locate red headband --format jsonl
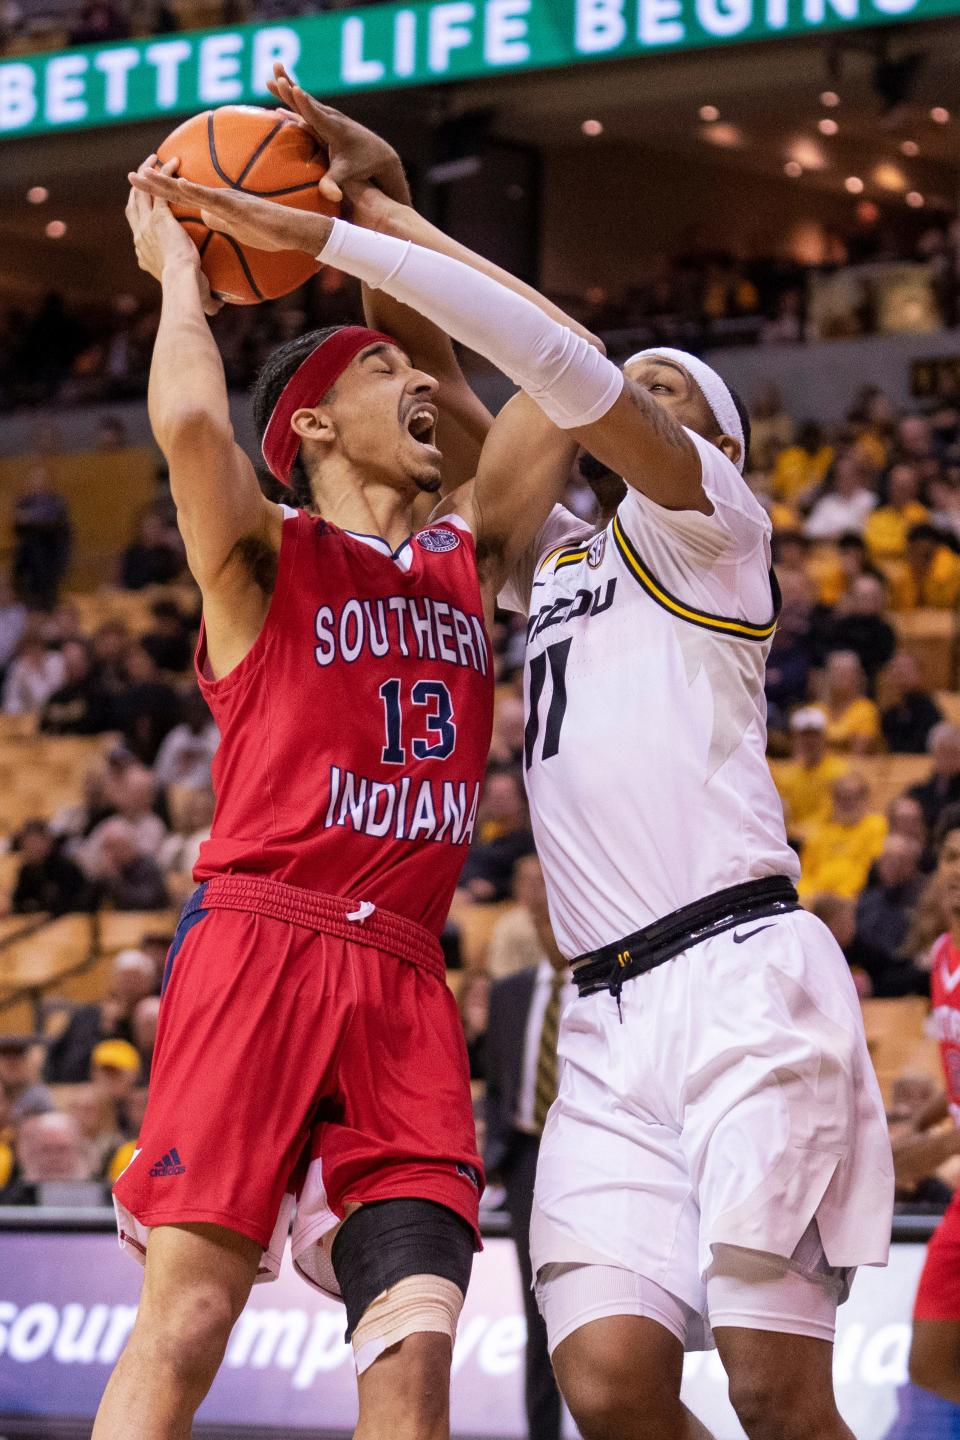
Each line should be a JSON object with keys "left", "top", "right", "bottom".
{"left": 261, "top": 326, "right": 398, "bottom": 485}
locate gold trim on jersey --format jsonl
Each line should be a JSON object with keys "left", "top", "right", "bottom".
{"left": 537, "top": 542, "right": 589, "bottom": 574}
{"left": 611, "top": 513, "right": 779, "bottom": 642}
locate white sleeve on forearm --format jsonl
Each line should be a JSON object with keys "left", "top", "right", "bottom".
{"left": 318, "top": 218, "right": 623, "bottom": 430}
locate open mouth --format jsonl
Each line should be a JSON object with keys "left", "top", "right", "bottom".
{"left": 405, "top": 403, "right": 440, "bottom": 453}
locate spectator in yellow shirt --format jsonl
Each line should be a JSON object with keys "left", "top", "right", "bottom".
{"left": 888, "top": 524, "right": 960, "bottom": 611}
{"left": 864, "top": 463, "right": 929, "bottom": 562}
{"left": 799, "top": 771, "right": 888, "bottom": 900}
{"left": 748, "top": 471, "right": 800, "bottom": 533}
{"left": 810, "top": 533, "right": 886, "bottom": 609}
{"left": 771, "top": 422, "right": 834, "bottom": 505}
{"left": 776, "top": 707, "right": 849, "bottom": 836}
{"left": 814, "top": 650, "right": 882, "bottom": 754}
{"left": 847, "top": 385, "right": 897, "bottom": 471}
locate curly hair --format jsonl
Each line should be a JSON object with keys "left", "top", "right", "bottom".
{"left": 250, "top": 326, "right": 345, "bottom": 510}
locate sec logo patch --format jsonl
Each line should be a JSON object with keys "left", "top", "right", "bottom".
{"left": 588, "top": 532, "right": 607, "bottom": 568}
{"left": 417, "top": 527, "right": 461, "bottom": 553}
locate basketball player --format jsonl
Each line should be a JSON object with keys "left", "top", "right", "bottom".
{"left": 910, "top": 805, "right": 960, "bottom": 1404}
{"left": 96, "top": 162, "right": 580, "bottom": 1440}
{"left": 132, "top": 149, "right": 894, "bottom": 1440}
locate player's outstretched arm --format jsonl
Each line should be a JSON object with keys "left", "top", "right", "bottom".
{"left": 128, "top": 165, "right": 705, "bottom": 512}
{"left": 436, "top": 392, "right": 578, "bottom": 603}
{"left": 126, "top": 159, "right": 275, "bottom": 593}
{"left": 267, "top": 67, "right": 493, "bottom": 492}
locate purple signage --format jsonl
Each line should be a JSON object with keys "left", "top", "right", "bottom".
{"left": 0, "top": 1231, "right": 952, "bottom": 1438}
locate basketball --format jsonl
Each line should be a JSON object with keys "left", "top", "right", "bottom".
{"left": 156, "top": 106, "right": 339, "bottom": 306}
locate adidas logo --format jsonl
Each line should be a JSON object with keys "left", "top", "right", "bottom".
{"left": 149, "top": 1148, "right": 186, "bottom": 1177}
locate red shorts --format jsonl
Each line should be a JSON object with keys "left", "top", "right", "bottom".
{"left": 113, "top": 874, "right": 483, "bottom": 1292}
{"left": 914, "top": 1190, "right": 960, "bottom": 1321}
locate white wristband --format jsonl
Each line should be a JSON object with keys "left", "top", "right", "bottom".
{"left": 318, "top": 218, "right": 622, "bottom": 430}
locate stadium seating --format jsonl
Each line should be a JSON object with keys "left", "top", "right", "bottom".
{"left": 0, "top": 913, "right": 95, "bottom": 1031}
{"left": 893, "top": 609, "right": 957, "bottom": 692}
{"left": 862, "top": 997, "right": 942, "bottom": 1106}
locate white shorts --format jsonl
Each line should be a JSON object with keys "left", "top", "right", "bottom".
{"left": 531, "top": 909, "right": 893, "bottom": 1351}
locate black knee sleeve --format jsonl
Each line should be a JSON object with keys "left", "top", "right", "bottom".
{"left": 331, "top": 1198, "right": 475, "bottom": 1340}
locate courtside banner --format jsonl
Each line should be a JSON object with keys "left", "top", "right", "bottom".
{"left": 0, "top": 1230, "right": 955, "bottom": 1437}
{"left": 1, "top": 0, "right": 959, "bottom": 139}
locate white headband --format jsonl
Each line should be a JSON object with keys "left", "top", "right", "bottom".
{"left": 625, "top": 347, "right": 746, "bottom": 473}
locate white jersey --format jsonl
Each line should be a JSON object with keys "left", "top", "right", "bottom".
{"left": 501, "top": 428, "right": 800, "bottom": 958}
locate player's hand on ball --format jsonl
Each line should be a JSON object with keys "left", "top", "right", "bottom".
{"left": 267, "top": 63, "right": 409, "bottom": 205}
{"left": 126, "top": 155, "right": 222, "bottom": 316}
{"left": 129, "top": 159, "right": 335, "bottom": 257}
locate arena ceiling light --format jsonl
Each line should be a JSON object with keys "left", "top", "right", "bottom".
{"left": 45, "top": 220, "right": 66, "bottom": 238}
{"left": 783, "top": 161, "right": 803, "bottom": 178}
{"left": 906, "top": 191, "right": 925, "bottom": 207}
{"left": 873, "top": 162, "right": 907, "bottom": 191}
{"left": 817, "top": 118, "right": 839, "bottom": 135}
{"left": 819, "top": 91, "right": 840, "bottom": 107}
{"left": 700, "top": 121, "right": 741, "bottom": 148}
{"left": 900, "top": 140, "right": 919, "bottom": 156}
{"left": 786, "top": 137, "right": 827, "bottom": 171}
{"left": 844, "top": 175, "right": 865, "bottom": 194}
{"left": 698, "top": 104, "right": 720, "bottom": 122}
{"left": 26, "top": 186, "right": 48, "bottom": 204}
{"left": 930, "top": 106, "right": 950, "bottom": 123}
{"left": 581, "top": 118, "right": 603, "bottom": 136}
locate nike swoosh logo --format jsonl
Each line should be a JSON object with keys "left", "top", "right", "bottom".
{"left": 732, "top": 924, "right": 775, "bottom": 945}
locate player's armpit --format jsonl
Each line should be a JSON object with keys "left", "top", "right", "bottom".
{"left": 571, "top": 377, "right": 710, "bottom": 514}
{"left": 443, "top": 392, "right": 579, "bottom": 596}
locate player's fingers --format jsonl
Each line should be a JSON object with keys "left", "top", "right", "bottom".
{"left": 289, "top": 84, "right": 343, "bottom": 137}
{"left": 318, "top": 175, "right": 343, "bottom": 203}
{"left": 319, "top": 152, "right": 357, "bottom": 202}
{"left": 160, "top": 156, "right": 179, "bottom": 175}
{"left": 312, "top": 101, "right": 358, "bottom": 133}
{"left": 181, "top": 178, "right": 237, "bottom": 209}
{"left": 268, "top": 68, "right": 296, "bottom": 101}
{"left": 127, "top": 169, "right": 172, "bottom": 198}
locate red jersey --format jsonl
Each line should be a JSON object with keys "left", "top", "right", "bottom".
{"left": 194, "top": 509, "right": 493, "bottom": 936}
{"left": 930, "top": 932, "right": 960, "bottom": 1124}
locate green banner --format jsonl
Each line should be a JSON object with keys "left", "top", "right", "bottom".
{"left": 1, "top": 0, "right": 956, "bottom": 139}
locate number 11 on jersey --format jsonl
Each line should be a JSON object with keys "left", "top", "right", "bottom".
{"left": 524, "top": 638, "right": 571, "bottom": 770}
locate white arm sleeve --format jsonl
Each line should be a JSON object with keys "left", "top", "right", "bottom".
{"left": 319, "top": 219, "right": 623, "bottom": 430}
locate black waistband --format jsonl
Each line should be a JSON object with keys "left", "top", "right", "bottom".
{"left": 572, "top": 876, "right": 800, "bottom": 1001}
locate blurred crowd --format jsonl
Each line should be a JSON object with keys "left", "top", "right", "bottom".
{"left": 545, "top": 213, "right": 960, "bottom": 351}
{"left": 0, "top": 277, "right": 358, "bottom": 414}
{"left": 2, "top": 209, "right": 958, "bottom": 416}
{"left": 3, "top": 368, "right": 960, "bottom": 1208}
